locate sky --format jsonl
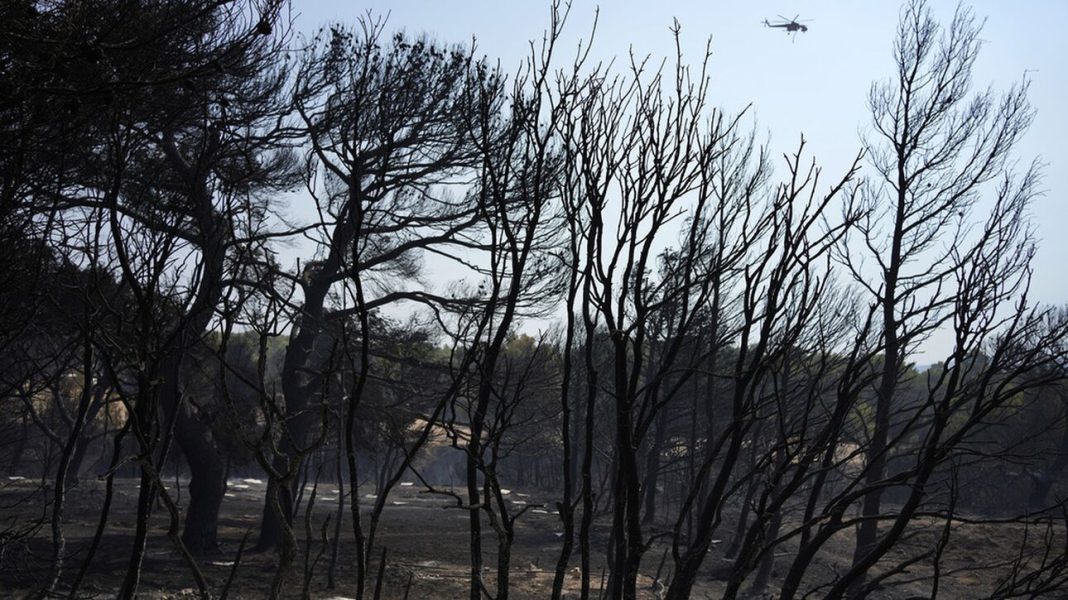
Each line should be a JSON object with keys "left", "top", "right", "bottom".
{"left": 286, "top": 1, "right": 1068, "bottom": 359}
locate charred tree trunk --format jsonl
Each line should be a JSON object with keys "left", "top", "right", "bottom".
{"left": 496, "top": 529, "right": 513, "bottom": 600}
{"left": 851, "top": 177, "right": 904, "bottom": 593}
{"left": 119, "top": 366, "right": 173, "bottom": 599}
{"left": 551, "top": 245, "right": 580, "bottom": 600}
{"left": 746, "top": 506, "right": 783, "bottom": 597}
{"left": 578, "top": 354, "right": 598, "bottom": 600}
{"left": 641, "top": 408, "right": 668, "bottom": 525}
{"left": 725, "top": 477, "right": 756, "bottom": 559}
{"left": 465, "top": 387, "right": 490, "bottom": 600}
{"left": 665, "top": 418, "right": 747, "bottom": 600}
{"left": 65, "top": 387, "right": 106, "bottom": 487}
{"left": 258, "top": 478, "right": 294, "bottom": 551}
{"left": 258, "top": 212, "right": 351, "bottom": 549}
{"left": 465, "top": 461, "right": 484, "bottom": 600}
{"left": 178, "top": 409, "right": 228, "bottom": 555}
{"left": 607, "top": 335, "right": 644, "bottom": 600}
{"left": 45, "top": 334, "right": 95, "bottom": 594}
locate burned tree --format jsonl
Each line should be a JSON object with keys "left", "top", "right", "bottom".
{"left": 839, "top": 0, "right": 1048, "bottom": 594}
{"left": 253, "top": 18, "right": 496, "bottom": 598}
{"left": 4, "top": 1, "right": 296, "bottom": 595}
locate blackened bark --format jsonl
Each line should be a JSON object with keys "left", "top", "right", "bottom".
{"left": 746, "top": 506, "right": 783, "bottom": 597}
{"left": 65, "top": 387, "right": 106, "bottom": 487}
{"left": 725, "top": 477, "right": 756, "bottom": 559}
{"left": 45, "top": 335, "right": 94, "bottom": 594}
{"left": 119, "top": 468, "right": 159, "bottom": 599}
{"left": 551, "top": 243, "right": 580, "bottom": 600}
{"left": 69, "top": 419, "right": 130, "bottom": 598}
{"left": 606, "top": 335, "right": 644, "bottom": 600}
{"left": 346, "top": 250, "right": 371, "bottom": 600}
{"left": 665, "top": 422, "right": 746, "bottom": 600}
{"left": 257, "top": 458, "right": 302, "bottom": 552}
{"left": 465, "top": 457, "right": 484, "bottom": 600}
{"left": 850, "top": 141, "right": 905, "bottom": 593}
{"left": 257, "top": 216, "right": 350, "bottom": 549}
{"left": 640, "top": 409, "right": 668, "bottom": 525}
{"left": 179, "top": 412, "right": 228, "bottom": 554}
{"left": 578, "top": 300, "right": 599, "bottom": 600}
{"left": 496, "top": 531, "right": 512, "bottom": 600}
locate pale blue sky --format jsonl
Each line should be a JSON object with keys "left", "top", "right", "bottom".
{"left": 287, "top": 1, "right": 1068, "bottom": 357}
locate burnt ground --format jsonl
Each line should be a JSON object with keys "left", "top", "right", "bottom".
{"left": 1, "top": 476, "right": 1063, "bottom": 599}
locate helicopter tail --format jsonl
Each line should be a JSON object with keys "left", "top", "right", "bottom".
{"left": 763, "top": 19, "right": 770, "bottom": 27}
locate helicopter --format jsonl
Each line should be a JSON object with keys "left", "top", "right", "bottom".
{"left": 763, "top": 15, "right": 811, "bottom": 35}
